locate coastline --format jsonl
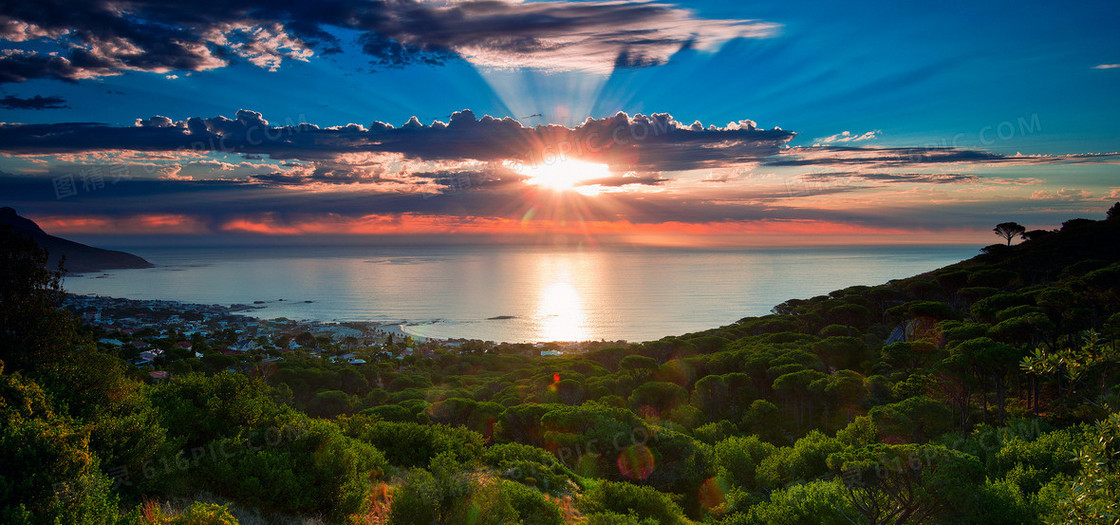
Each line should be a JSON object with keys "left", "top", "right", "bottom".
{"left": 374, "top": 323, "right": 432, "bottom": 343}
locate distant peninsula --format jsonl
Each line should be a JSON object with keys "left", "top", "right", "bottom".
{"left": 0, "top": 207, "right": 153, "bottom": 273}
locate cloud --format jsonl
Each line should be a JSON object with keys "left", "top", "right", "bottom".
{"left": 1029, "top": 188, "right": 1093, "bottom": 201}
{"left": 0, "top": 109, "right": 797, "bottom": 176}
{"left": 0, "top": 0, "right": 779, "bottom": 82}
{"left": 399, "top": 1, "right": 779, "bottom": 72}
{"left": 1, "top": 162, "right": 1109, "bottom": 244}
{"left": 764, "top": 145, "right": 1120, "bottom": 169}
{"left": 577, "top": 173, "right": 666, "bottom": 187}
{"left": 0, "top": 94, "right": 68, "bottom": 109}
{"left": 0, "top": 168, "right": 864, "bottom": 228}
{"left": 1093, "top": 63, "right": 1120, "bottom": 69}
{"left": 816, "top": 130, "right": 880, "bottom": 144}
{"left": 798, "top": 171, "right": 979, "bottom": 184}
{"left": 4, "top": 108, "right": 1117, "bottom": 242}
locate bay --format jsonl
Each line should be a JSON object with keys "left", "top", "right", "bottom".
{"left": 63, "top": 244, "right": 978, "bottom": 343}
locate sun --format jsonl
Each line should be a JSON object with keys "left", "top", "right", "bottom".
{"left": 511, "top": 158, "right": 611, "bottom": 195}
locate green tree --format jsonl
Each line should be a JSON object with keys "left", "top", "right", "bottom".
{"left": 388, "top": 453, "right": 472, "bottom": 524}
{"left": 741, "top": 399, "right": 787, "bottom": 444}
{"left": 712, "top": 435, "right": 776, "bottom": 490}
{"left": 812, "top": 370, "right": 870, "bottom": 429}
{"left": 993, "top": 222, "right": 1027, "bottom": 246}
{"left": 954, "top": 337, "right": 1020, "bottom": 425}
{"left": 828, "top": 444, "right": 983, "bottom": 525}
{"left": 627, "top": 381, "right": 688, "bottom": 415}
{"left": 0, "top": 365, "right": 120, "bottom": 524}
{"left": 577, "top": 480, "right": 689, "bottom": 525}
{"left": 772, "top": 369, "right": 829, "bottom": 430}
{"left": 1058, "top": 412, "right": 1120, "bottom": 524}
{"left": 1022, "top": 332, "right": 1119, "bottom": 417}
{"left": 756, "top": 430, "right": 843, "bottom": 490}
{"left": 343, "top": 418, "right": 484, "bottom": 468}
{"left": 0, "top": 225, "right": 77, "bottom": 376}
{"left": 307, "top": 389, "right": 353, "bottom": 418}
{"left": 734, "top": 479, "right": 858, "bottom": 525}
{"left": 495, "top": 403, "right": 563, "bottom": 447}
{"left": 869, "top": 396, "right": 952, "bottom": 443}
{"left": 690, "top": 373, "right": 757, "bottom": 422}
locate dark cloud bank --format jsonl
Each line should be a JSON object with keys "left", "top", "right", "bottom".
{"left": 0, "top": 94, "right": 68, "bottom": 109}
{"left": 0, "top": 0, "right": 778, "bottom": 82}
{"left": 0, "top": 109, "right": 797, "bottom": 173}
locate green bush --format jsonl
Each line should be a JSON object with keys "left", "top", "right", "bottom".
{"left": 583, "top": 511, "right": 657, "bottom": 525}
{"left": 388, "top": 468, "right": 442, "bottom": 524}
{"left": 693, "top": 420, "right": 737, "bottom": 445}
{"left": 733, "top": 479, "right": 857, "bottom": 525}
{"left": 501, "top": 480, "right": 564, "bottom": 525}
{"left": 167, "top": 502, "right": 239, "bottom": 525}
{"left": 483, "top": 442, "right": 577, "bottom": 494}
{"left": 577, "top": 480, "right": 689, "bottom": 525}
{"left": 345, "top": 418, "right": 484, "bottom": 467}
{"left": 755, "top": 431, "right": 843, "bottom": 490}
{"left": 389, "top": 455, "right": 561, "bottom": 525}
{"left": 712, "top": 435, "right": 776, "bottom": 490}
{"left": 306, "top": 389, "right": 353, "bottom": 418}
{"left": 0, "top": 370, "right": 121, "bottom": 525}
{"left": 359, "top": 403, "right": 417, "bottom": 422}
{"left": 870, "top": 396, "right": 952, "bottom": 443}
{"left": 198, "top": 418, "right": 385, "bottom": 520}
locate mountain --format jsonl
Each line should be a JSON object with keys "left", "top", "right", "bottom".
{"left": 0, "top": 207, "right": 153, "bottom": 273}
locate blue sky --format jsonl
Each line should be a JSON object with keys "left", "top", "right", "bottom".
{"left": 0, "top": 0, "right": 1117, "bottom": 245}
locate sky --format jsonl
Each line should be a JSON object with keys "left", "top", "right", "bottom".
{"left": 0, "top": 0, "right": 1117, "bottom": 247}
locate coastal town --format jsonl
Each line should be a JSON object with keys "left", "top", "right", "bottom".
{"left": 63, "top": 294, "right": 599, "bottom": 381}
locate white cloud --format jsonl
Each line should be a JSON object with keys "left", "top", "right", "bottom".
{"left": 816, "top": 130, "right": 880, "bottom": 144}
{"left": 1029, "top": 188, "right": 1093, "bottom": 201}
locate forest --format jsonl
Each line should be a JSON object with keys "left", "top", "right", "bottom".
{"left": 2, "top": 206, "right": 1119, "bottom": 524}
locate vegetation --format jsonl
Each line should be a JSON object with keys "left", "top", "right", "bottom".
{"left": 993, "top": 222, "right": 1027, "bottom": 246}
{"left": 1, "top": 212, "right": 1119, "bottom": 523}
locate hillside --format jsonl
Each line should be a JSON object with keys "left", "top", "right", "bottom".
{"left": 0, "top": 206, "right": 152, "bottom": 273}
{"left": 2, "top": 210, "right": 1119, "bottom": 524}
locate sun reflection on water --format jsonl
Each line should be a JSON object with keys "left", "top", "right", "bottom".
{"left": 536, "top": 278, "right": 589, "bottom": 342}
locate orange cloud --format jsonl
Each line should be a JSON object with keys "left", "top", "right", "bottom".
{"left": 34, "top": 214, "right": 207, "bottom": 235}
{"left": 216, "top": 213, "right": 986, "bottom": 245}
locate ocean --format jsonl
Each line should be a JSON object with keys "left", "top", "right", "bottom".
{"left": 63, "top": 244, "right": 979, "bottom": 343}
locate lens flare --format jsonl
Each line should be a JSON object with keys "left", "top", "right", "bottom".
{"left": 617, "top": 444, "right": 655, "bottom": 480}
{"left": 698, "top": 477, "right": 730, "bottom": 510}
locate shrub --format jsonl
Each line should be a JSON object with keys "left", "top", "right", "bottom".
{"left": 870, "top": 396, "right": 953, "bottom": 443}
{"left": 501, "top": 480, "right": 564, "bottom": 525}
{"left": 199, "top": 418, "right": 386, "bottom": 520}
{"left": 483, "top": 443, "right": 577, "bottom": 494}
{"left": 693, "top": 420, "right": 737, "bottom": 445}
{"left": 346, "top": 419, "right": 484, "bottom": 467}
{"left": 712, "top": 435, "right": 776, "bottom": 489}
{"left": 167, "top": 502, "right": 239, "bottom": 525}
{"left": 755, "top": 431, "right": 843, "bottom": 490}
{"left": 732, "top": 479, "right": 857, "bottom": 525}
{"left": 577, "top": 481, "right": 689, "bottom": 525}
